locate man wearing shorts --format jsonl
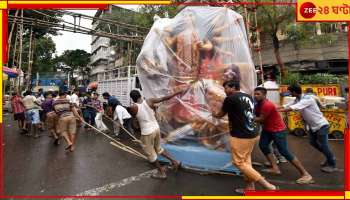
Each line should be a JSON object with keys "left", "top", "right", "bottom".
{"left": 22, "top": 91, "right": 42, "bottom": 138}
{"left": 53, "top": 91, "right": 84, "bottom": 152}
{"left": 129, "top": 89, "right": 185, "bottom": 179}
{"left": 11, "top": 92, "right": 26, "bottom": 132}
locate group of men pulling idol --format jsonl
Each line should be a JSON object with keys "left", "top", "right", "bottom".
{"left": 10, "top": 81, "right": 338, "bottom": 192}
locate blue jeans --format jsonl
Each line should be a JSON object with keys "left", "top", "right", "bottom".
{"left": 83, "top": 111, "right": 96, "bottom": 126}
{"left": 259, "top": 130, "right": 295, "bottom": 162}
{"left": 309, "top": 125, "right": 336, "bottom": 167}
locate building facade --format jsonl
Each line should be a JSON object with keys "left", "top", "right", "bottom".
{"left": 252, "top": 23, "right": 349, "bottom": 79}
{"left": 90, "top": 6, "right": 140, "bottom": 81}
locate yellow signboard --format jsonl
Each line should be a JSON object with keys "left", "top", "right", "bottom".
{"left": 287, "top": 109, "right": 347, "bottom": 138}
{"left": 280, "top": 84, "right": 341, "bottom": 97}
{"left": 297, "top": 0, "right": 350, "bottom": 21}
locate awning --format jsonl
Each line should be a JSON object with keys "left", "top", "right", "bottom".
{"left": 3, "top": 66, "right": 18, "bottom": 78}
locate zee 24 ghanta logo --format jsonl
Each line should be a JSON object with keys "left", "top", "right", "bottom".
{"left": 300, "top": 2, "right": 318, "bottom": 19}
{"left": 299, "top": 1, "right": 350, "bottom": 19}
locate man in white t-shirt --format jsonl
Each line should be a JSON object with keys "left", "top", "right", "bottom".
{"left": 279, "top": 84, "right": 336, "bottom": 173}
{"left": 22, "top": 91, "right": 42, "bottom": 138}
{"left": 66, "top": 91, "right": 72, "bottom": 102}
{"left": 113, "top": 104, "right": 133, "bottom": 137}
{"left": 70, "top": 89, "right": 80, "bottom": 108}
{"left": 129, "top": 88, "right": 187, "bottom": 179}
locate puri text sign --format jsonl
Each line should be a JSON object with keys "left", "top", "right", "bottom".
{"left": 280, "top": 84, "right": 341, "bottom": 97}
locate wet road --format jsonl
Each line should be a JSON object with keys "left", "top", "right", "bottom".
{"left": 3, "top": 112, "right": 344, "bottom": 198}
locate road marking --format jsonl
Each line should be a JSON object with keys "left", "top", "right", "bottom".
{"left": 62, "top": 169, "right": 157, "bottom": 199}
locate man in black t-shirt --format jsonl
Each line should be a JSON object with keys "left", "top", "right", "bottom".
{"left": 213, "top": 80, "right": 277, "bottom": 194}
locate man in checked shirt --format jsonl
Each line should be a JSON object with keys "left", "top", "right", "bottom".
{"left": 53, "top": 91, "right": 84, "bottom": 152}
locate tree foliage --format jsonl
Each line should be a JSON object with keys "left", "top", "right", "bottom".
{"left": 55, "top": 49, "right": 91, "bottom": 87}
{"left": 95, "top": 6, "right": 179, "bottom": 65}
{"left": 9, "top": 35, "right": 57, "bottom": 73}
{"left": 285, "top": 23, "right": 338, "bottom": 48}
{"left": 7, "top": 10, "right": 62, "bottom": 74}
{"left": 57, "top": 49, "right": 91, "bottom": 71}
{"left": 280, "top": 72, "right": 348, "bottom": 85}
{"left": 252, "top": 0, "right": 295, "bottom": 77}
{"left": 31, "top": 36, "right": 57, "bottom": 73}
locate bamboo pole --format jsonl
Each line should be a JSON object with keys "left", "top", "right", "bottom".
{"left": 30, "top": 35, "right": 35, "bottom": 90}
{"left": 127, "top": 42, "right": 131, "bottom": 66}
{"left": 17, "top": 9, "right": 24, "bottom": 91}
{"left": 102, "top": 114, "right": 140, "bottom": 143}
{"left": 81, "top": 120, "right": 146, "bottom": 160}
{"left": 254, "top": 8, "right": 265, "bottom": 85}
{"left": 12, "top": 27, "right": 18, "bottom": 68}
{"left": 26, "top": 26, "right": 33, "bottom": 90}
{"left": 8, "top": 10, "right": 19, "bottom": 61}
{"left": 243, "top": 5, "right": 252, "bottom": 55}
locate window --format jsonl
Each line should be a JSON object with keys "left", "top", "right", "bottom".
{"left": 104, "top": 72, "right": 110, "bottom": 80}
{"left": 113, "top": 69, "right": 119, "bottom": 78}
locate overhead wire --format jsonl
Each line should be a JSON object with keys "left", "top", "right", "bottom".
{"left": 8, "top": 14, "right": 145, "bottom": 43}
{"left": 52, "top": 9, "right": 150, "bottom": 33}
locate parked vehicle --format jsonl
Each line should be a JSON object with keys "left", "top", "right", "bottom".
{"left": 97, "top": 66, "right": 142, "bottom": 106}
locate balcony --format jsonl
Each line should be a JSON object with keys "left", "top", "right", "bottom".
{"left": 91, "top": 37, "right": 110, "bottom": 53}
{"left": 90, "top": 49, "right": 109, "bottom": 65}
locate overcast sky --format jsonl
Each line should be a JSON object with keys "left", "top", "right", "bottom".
{"left": 52, "top": 5, "right": 139, "bottom": 56}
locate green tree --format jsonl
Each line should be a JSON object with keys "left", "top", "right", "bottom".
{"left": 285, "top": 22, "right": 338, "bottom": 48}
{"left": 7, "top": 9, "right": 63, "bottom": 87}
{"left": 9, "top": 35, "right": 56, "bottom": 73}
{"left": 95, "top": 6, "right": 179, "bottom": 65}
{"left": 136, "top": 5, "right": 178, "bottom": 27}
{"left": 32, "top": 36, "right": 57, "bottom": 73}
{"left": 57, "top": 49, "right": 91, "bottom": 86}
{"left": 58, "top": 49, "right": 91, "bottom": 70}
{"left": 255, "top": 0, "right": 295, "bottom": 78}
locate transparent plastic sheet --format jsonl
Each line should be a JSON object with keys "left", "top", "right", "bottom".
{"left": 136, "top": 7, "right": 256, "bottom": 172}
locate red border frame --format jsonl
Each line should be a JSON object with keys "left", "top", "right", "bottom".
{"left": 346, "top": 24, "right": 350, "bottom": 191}
{"left": 1, "top": 1, "right": 349, "bottom": 199}
{"left": 7, "top": 4, "right": 109, "bottom": 9}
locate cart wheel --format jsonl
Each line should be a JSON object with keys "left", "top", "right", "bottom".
{"left": 293, "top": 128, "right": 306, "bottom": 137}
{"left": 331, "top": 130, "right": 344, "bottom": 139}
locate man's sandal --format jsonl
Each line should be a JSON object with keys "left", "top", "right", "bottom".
{"left": 296, "top": 175, "right": 315, "bottom": 184}
{"left": 151, "top": 172, "right": 167, "bottom": 180}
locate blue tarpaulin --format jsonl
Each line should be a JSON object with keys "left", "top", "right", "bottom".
{"left": 159, "top": 138, "right": 240, "bottom": 174}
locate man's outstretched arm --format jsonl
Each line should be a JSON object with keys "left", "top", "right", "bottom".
{"left": 148, "top": 85, "right": 189, "bottom": 108}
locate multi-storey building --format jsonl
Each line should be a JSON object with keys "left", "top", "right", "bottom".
{"left": 89, "top": 7, "right": 112, "bottom": 82}
{"left": 90, "top": 6, "right": 140, "bottom": 82}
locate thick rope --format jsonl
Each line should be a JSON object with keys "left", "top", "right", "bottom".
{"left": 102, "top": 114, "right": 141, "bottom": 143}
{"left": 81, "top": 120, "right": 147, "bottom": 160}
